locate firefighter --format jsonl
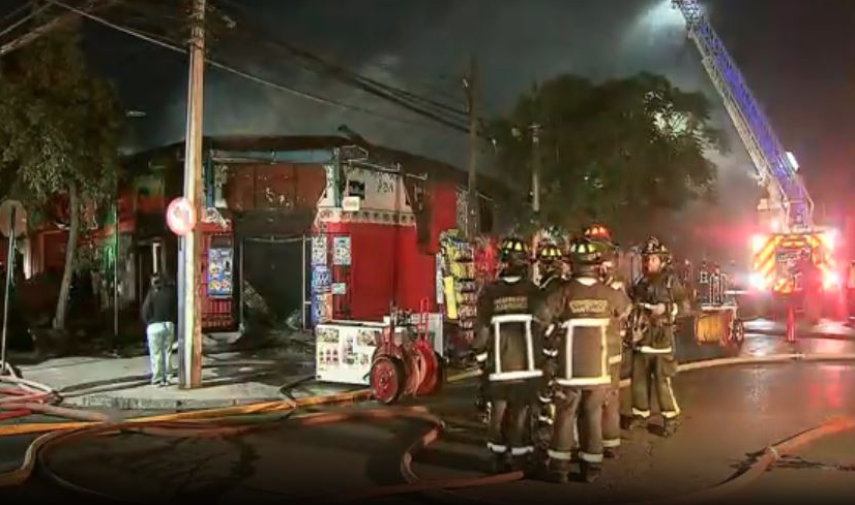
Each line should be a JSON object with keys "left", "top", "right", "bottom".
{"left": 536, "top": 237, "right": 631, "bottom": 483}
{"left": 585, "top": 225, "right": 630, "bottom": 458}
{"left": 626, "top": 237, "right": 686, "bottom": 437}
{"left": 472, "top": 236, "right": 544, "bottom": 474}
{"left": 537, "top": 242, "right": 565, "bottom": 292}
{"left": 697, "top": 259, "right": 710, "bottom": 305}
{"left": 533, "top": 242, "right": 565, "bottom": 452}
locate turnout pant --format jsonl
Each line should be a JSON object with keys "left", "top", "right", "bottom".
{"left": 550, "top": 386, "right": 608, "bottom": 466}
{"left": 602, "top": 362, "right": 622, "bottom": 450}
{"left": 631, "top": 352, "right": 680, "bottom": 421}
{"left": 487, "top": 380, "right": 535, "bottom": 458}
{"left": 146, "top": 322, "right": 175, "bottom": 385}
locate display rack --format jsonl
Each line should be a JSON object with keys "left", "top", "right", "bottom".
{"left": 438, "top": 230, "right": 478, "bottom": 346}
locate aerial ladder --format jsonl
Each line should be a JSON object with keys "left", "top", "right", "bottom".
{"left": 674, "top": 0, "right": 841, "bottom": 330}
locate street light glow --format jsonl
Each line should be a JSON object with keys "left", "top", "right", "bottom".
{"left": 637, "top": 0, "right": 687, "bottom": 32}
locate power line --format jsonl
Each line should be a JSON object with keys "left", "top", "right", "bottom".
{"left": 215, "top": 14, "right": 470, "bottom": 132}
{"left": 225, "top": 32, "right": 471, "bottom": 133}
{"left": 0, "top": 2, "right": 52, "bottom": 39}
{"left": 1, "top": 0, "right": 119, "bottom": 57}
{"left": 46, "top": 0, "right": 468, "bottom": 134}
{"left": 216, "top": 0, "right": 464, "bottom": 103}
{"left": 212, "top": 0, "right": 470, "bottom": 118}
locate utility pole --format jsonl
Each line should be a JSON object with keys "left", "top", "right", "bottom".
{"left": 463, "top": 55, "right": 479, "bottom": 239}
{"left": 178, "top": 0, "right": 206, "bottom": 389}
{"left": 530, "top": 123, "right": 542, "bottom": 214}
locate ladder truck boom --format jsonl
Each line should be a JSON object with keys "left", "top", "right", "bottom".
{"left": 673, "top": 0, "right": 814, "bottom": 229}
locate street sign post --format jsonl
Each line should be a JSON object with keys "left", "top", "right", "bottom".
{"left": 0, "top": 199, "right": 26, "bottom": 376}
{"left": 166, "top": 197, "right": 196, "bottom": 236}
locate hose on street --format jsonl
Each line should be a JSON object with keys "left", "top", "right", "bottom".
{"left": 3, "top": 354, "right": 855, "bottom": 503}
{"left": 0, "top": 372, "right": 63, "bottom": 422}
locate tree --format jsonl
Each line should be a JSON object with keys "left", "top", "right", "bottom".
{"left": 0, "top": 26, "right": 124, "bottom": 331}
{"left": 487, "top": 72, "right": 727, "bottom": 241}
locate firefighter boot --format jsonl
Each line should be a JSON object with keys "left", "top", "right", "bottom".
{"left": 579, "top": 461, "right": 602, "bottom": 484}
{"left": 661, "top": 419, "right": 679, "bottom": 438}
{"left": 622, "top": 415, "right": 647, "bottom": 431}
{"left": 604, "top": 447, "right": 619, "bottom": 460}
{"left": 540, "top": 457, "right": 572, "bottom": 484}
{"left": 489, "top": 452, "right": 512, "bottom": 474}
{"left": 510, "top": 453, "right": 532, "bottom": 475}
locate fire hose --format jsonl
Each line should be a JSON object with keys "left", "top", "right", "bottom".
{"left": 3, "top": 354, "right": 855, "bottom": 503}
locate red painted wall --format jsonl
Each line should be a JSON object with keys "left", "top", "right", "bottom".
{"left": 325, "top": 181, "right": 461, "bottom": 322}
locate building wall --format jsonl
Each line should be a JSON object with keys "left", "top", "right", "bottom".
{"left": 313, "top": 162, "right": 462, "bottom": 323}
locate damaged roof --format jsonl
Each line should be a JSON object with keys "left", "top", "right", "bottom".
{"left": 121, "top": 135, "right": 511, "bottom": 200}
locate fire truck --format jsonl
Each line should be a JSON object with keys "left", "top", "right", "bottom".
{"left": 675, "top": 1, "right": 843, "bottom": 329}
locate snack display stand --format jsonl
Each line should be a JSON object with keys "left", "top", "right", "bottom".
{"left": 438, "top": 231, "right": 478, "bottom": 351}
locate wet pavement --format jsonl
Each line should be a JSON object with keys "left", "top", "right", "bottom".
{"left": 2, "top": 324, "right": 855, "bottom": 504}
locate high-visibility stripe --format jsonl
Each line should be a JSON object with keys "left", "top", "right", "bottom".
{"left": 753, "top": 238, "right": 778, "bottom": 268}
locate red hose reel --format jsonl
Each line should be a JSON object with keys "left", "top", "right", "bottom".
{"left": 369, "top": 302, "right": 444, "bottom": 405}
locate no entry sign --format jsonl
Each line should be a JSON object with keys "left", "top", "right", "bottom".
{"left": 0, "top": 200, "right": 27, "bottom": 238}
{"left": 166, "top": 197, "right": 196, "bottom": 236}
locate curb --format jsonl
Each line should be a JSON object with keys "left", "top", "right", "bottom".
{"left": 61, "top": 395, "right": 289, "bottom": 411}
{"left": 58, "top": 382, "right": 357, "bottom": 411}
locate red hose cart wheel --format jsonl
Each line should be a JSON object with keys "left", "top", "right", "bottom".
{"left": 414, "top": 343, "right": 441, "bottom": 396}
{"left": 370, "top": 356, "right": 406, "bottom": 405}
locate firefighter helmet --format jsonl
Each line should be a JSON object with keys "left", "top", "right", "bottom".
{"left": 537, "top": 243, "right": 564, "bottom": 263}
{"left": 499, "top": 236, "right": 530, "bottom": 265}
{"left": 641, "top": 236, "right": 671, "bottom": 261}
{"left": 568, "top": 237, "right": 603, "bottom": 265}
{"left": 584, "top": 224, "right": 612, "bottom": 243}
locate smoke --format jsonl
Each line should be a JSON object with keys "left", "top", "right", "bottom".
{"left": 129, "top": 0, "right": 758, "bottom": 250}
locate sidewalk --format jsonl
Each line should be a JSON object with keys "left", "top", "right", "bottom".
{"left": 18, "top": 344, "right": 363, "bottom": 411}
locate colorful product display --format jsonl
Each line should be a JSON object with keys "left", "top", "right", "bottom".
{"left": 438, "top": 230, "right": 478, "bottom": 343}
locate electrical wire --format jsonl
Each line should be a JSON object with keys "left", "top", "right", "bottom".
{"left": 214, "top": 0, "right": 468, "bottom": 110}
{"left": 0, "top": 2, "right": 53, "bottom": 39}
{"left": 215, "top": 9, "right": 472, "bottom": 129}
{"left": 47, "top": 0, "right": 469, "bottom": 134}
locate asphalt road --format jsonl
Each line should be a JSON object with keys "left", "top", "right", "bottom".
{"left": 1, "top": 324, "right": 855, "bottom": 505}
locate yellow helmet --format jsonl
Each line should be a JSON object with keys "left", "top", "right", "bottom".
{"left": 499, "top": 236, "right": 530, "bottom": 264}
{"left": 537, "top": 243, "right": 564, "bottom": 262}
{"left": 568, "top": 237, "right": 603, "bottom": 265}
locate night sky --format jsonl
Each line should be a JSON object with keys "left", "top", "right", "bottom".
{"left": 3, "top": 0, "right": 854, "bottom": 229}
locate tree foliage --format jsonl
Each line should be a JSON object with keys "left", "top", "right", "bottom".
{"left": 487, "top": 72, "right": 727, "bottom": 240}
{"left": 0, "top": 26, "right": 124, "bottom": 330}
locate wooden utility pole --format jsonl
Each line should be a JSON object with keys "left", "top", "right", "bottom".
{"left": 530, "top": 123, "right": 542, "bottom": 214}
{"left": 178, "top": 0, "right": 206, "bottom": 389}
{"left": 464, "top": 55, "right": 479, "bottom": 239}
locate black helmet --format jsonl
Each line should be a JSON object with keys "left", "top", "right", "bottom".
{"left": 537, "top": 243, "right": 564, "bottom": 263}
{"left": 641, "top": 236, "right": 670, "bottom": 258}
{"left": 568, "top": 237, "right": 603, "bottom": 266}
{"left": 499, "top": 236, "right": 530, "bottom": 266}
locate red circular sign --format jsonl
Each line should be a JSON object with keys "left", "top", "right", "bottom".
{"left": 166, "top": 197, "right": 196, "bottom": 236}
